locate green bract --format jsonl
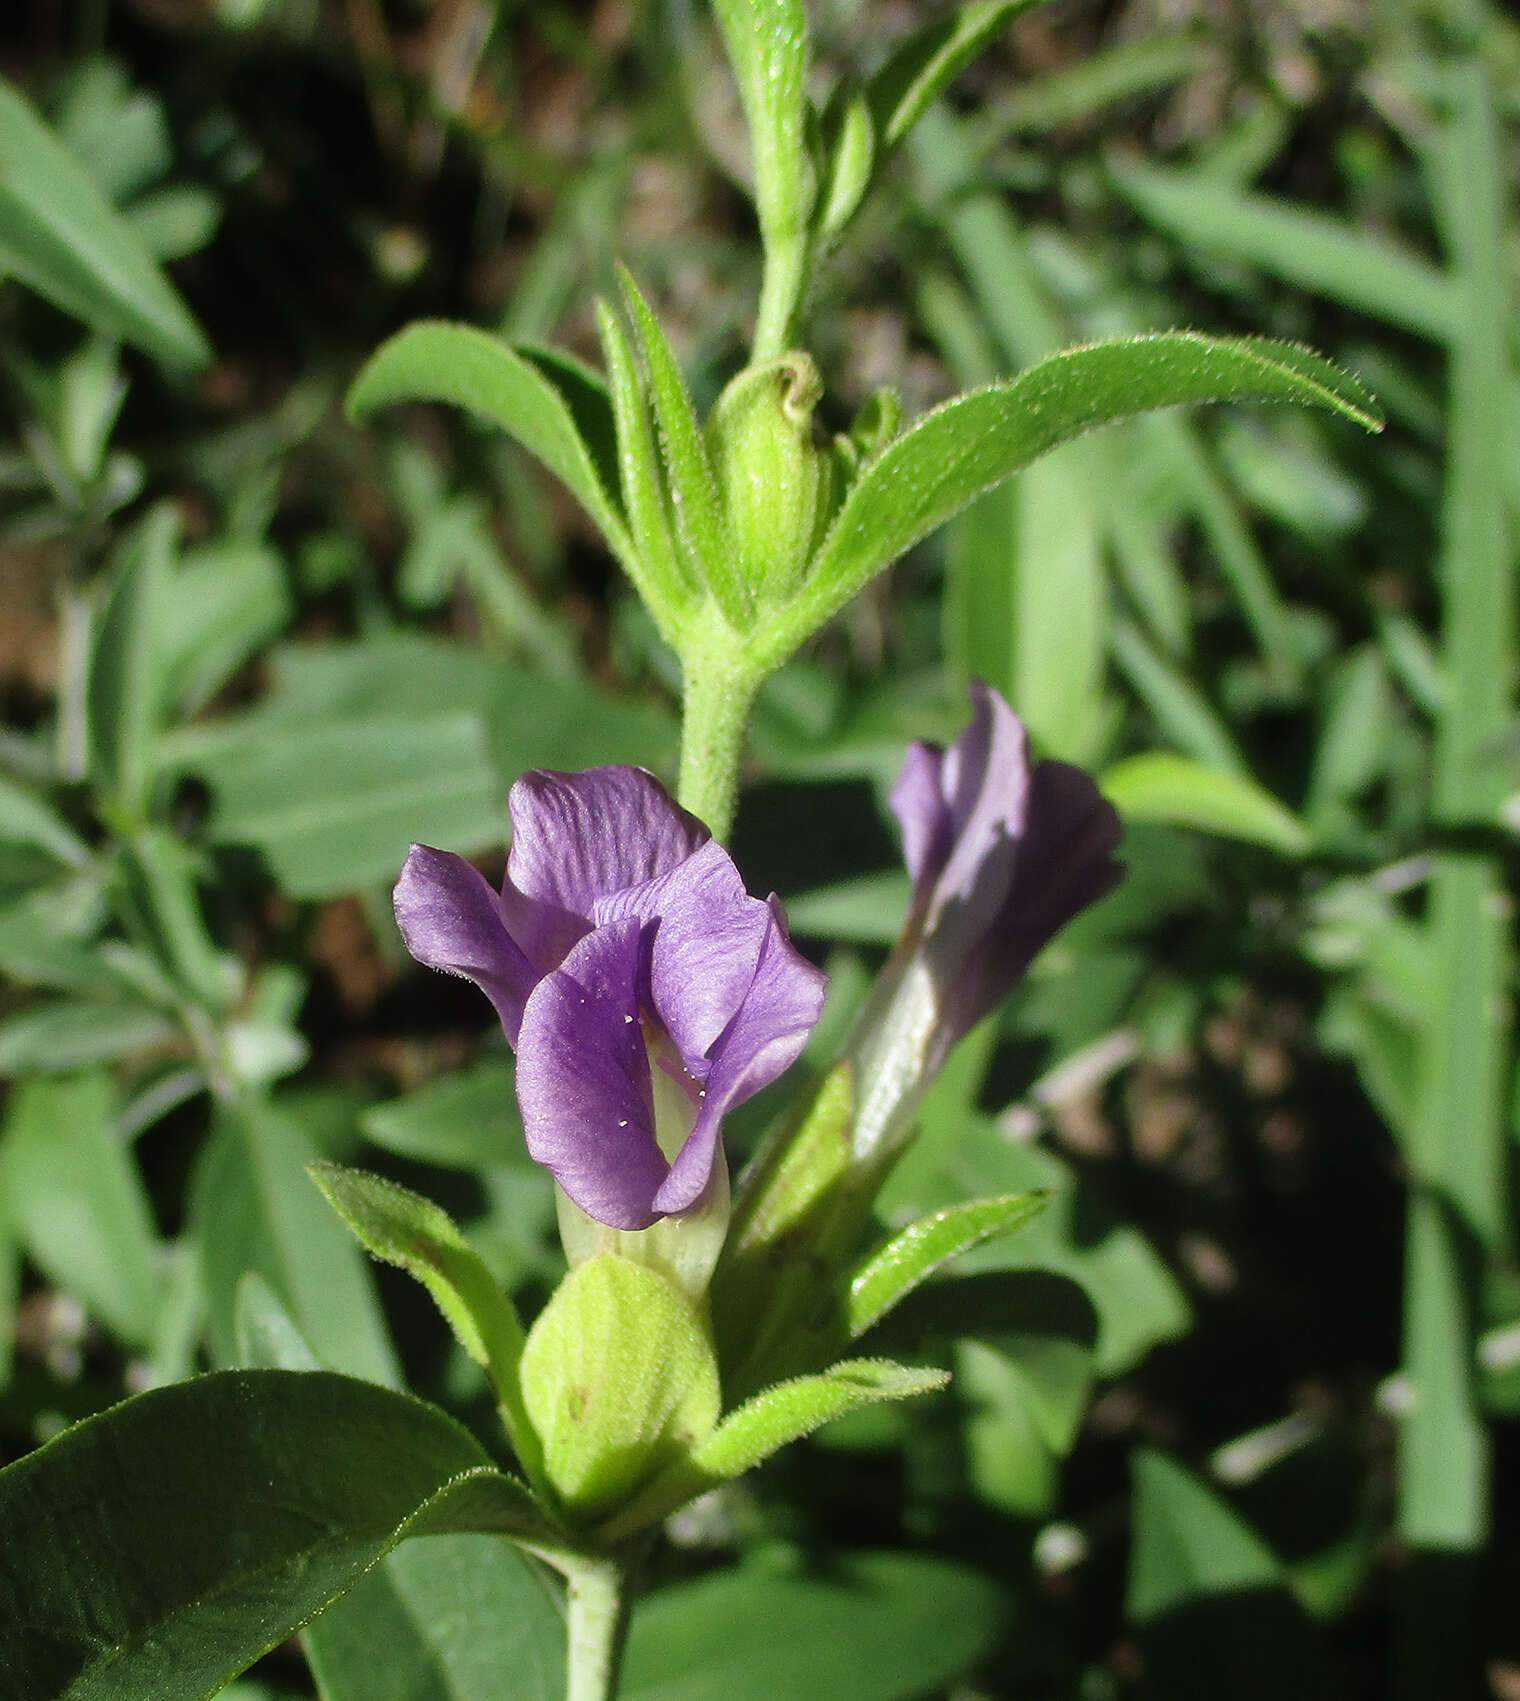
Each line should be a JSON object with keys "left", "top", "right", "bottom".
{"left": 518, "top": 1254, "right": 720, "bottom": 1523}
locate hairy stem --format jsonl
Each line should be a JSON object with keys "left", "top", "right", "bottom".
{"left": 677, "top": 637, "right": 762, "bottom": 842}
{"left": 564, "top": 1554, "right": 635, "bottom": 1701}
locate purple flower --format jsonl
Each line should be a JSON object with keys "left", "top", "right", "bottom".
{"left": 394, "top": 767, "right": 827, "bottom": 1231}
{"left": 851, "top": 683, "right": 1123, "bottom": 1158}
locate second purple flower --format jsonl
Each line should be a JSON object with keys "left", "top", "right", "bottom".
{"left": 394, "top": 766, "right": 827, "bottom": 1231}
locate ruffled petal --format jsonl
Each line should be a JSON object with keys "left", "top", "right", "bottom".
{"left": 654, "top": 897, "right": 826, "bottom": 1216}
{"left": 594, "top": 839, "right": 770, "bottom": 1064}
{"left": 501, "top": 767, "right": 708, "bottom": 974}
{"left": 515, "top": 917, "right": 670, "bottom": 1231}
{"left": 393, "top": 844, "right": 537, "bottom": 1045}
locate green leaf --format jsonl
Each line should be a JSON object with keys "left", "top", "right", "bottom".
{"left": 190, "top": 1097, "right": 401, "bottom": 1388}
{"left": 595, "top": 298, "right": 693, "bottom": 637}
{"left": 694, "top": 1359, "right": 945, "bottom": 1479}
{"left": 157, "top": 540, "right": 290, "bottom": 715}
{"left": 0, "top": 998, "right": 178, "bottom": 1072}
{"left": 0, "top": 76, "right": 211, "bottom": 367}
{"left": 868, "top": 0, "right": 1047, "bottom": 150}
{"left": 0, "top": 1369, "right": 542, "bottom": 1701}
{"left": 616, "top": 269, "right": 746, "bottom": 625}
{"left": 520, "top": 1254, "right": 720, "bottom": 1522}
{"left": 1101, "top": 752, "right": 1311, "bottom": 854}
{"left": 814, "top": 88, "right": 874, "bottom": 243}
{"left": 361, "top": 1058, "right": 527, "bottom": 1170}
{"left": 0, "top": 1071, "right": 162, "bottom": 1346}
{"left": 621, "top": 1550, "right": 1002, "bottom": 1701}
{"left": 191, "top": 712, "right": 503, "bottom": 900}
{"left": 761, "top": 332, "right": 1381, "bottom": 667}
{"left": 956, "top": 1338, "right": 1068, "bottom": 1517}
{"left": 0, "top": 1225, "right": 16, "bottom": 1392}
{"left": 0, "top": 774, "right": 89, "bottom": 866}
{"left": 1127, "top": 1448, "right": 1281, "bottom": 1622}
{"left": 303, "top": 1534, "right": 565, "bottom": 1701}
{"left": 310, "top": 1164, "right": 539, "bottom": 1482}
{"left": 604, "top": 1358, "right": 946, "bottom": 1541}
{"left": 346, "top": 321, "right": 633, "bottom": 564}
{"left": 1111, "top": 161, "right": 1456, "bottom": 343}
{"left": 87, "top": 502, "right": 177, "bottom": 820}
{"left": 847, "top": 1191, "right": 1050, "bottom": 1338}
{"left": 778, "top": 870, "right": 912, "bottom": 945}
{"left": 234, "top": 1271, "right": 322, "bottom": 1372}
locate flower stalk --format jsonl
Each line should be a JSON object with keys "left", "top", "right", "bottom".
{"left": 676, "top": 633, "right": 764, "bottom": 844}
{"left": 563, "top": 1552, "right": 638, "bottom": 1701}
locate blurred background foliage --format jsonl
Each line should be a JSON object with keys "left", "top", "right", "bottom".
{"left": 0, "top": 0, "right": 1517, "bottom": 1695}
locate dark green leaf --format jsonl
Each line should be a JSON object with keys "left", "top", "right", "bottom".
{"left": 0, "top": 76, "right": 211, "bottom": 367}
{"left": 0, "top": 1369, "right": 541, "bottom": 1701}
{"left": 621, "top": 1550, "right": 1002, "bottom": 1701}
{"left": 303, "top": 1535, "right": 565, "bottom": 1701}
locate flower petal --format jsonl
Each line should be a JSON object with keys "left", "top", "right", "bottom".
{"left": 654, "top": 898, "right": 826, "bottom": 1216}
{"left": 393, "top": 844, "right": 537, "bottom": 1045}
{"left": 965, "top": 758, "right": 1122, "bottom": 1021}
{"left": 501, "top": 767, "right": 708, "bottom": 974}
{"left": 888, "top": 740, "right": 949, "bottom": 889}
{"left": 594, "top": 839, "right": 771, "bottom": 1064}
{"left": 515, "top": 917, "right": 669, "bottom": 1231}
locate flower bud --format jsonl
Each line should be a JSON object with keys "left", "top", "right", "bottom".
{"left": 519, "top": 1253, "right": 721, "bottom": 1524}
{"left": 707, "top": 353, "right": 836, "bottom": 601}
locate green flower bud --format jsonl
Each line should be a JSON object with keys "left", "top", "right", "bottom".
{"left": 707, "top": 353, "right": 837, "bottom": 602}
{"left": 519, "top": 1254, "right": 720, "bottom": 1525}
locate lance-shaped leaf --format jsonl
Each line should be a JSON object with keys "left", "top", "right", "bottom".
{"left": 595, "top": 298, "right": 693, "bottom": 638}
{"left": 1101, "top": 752, "right": 1311, "bottom": 855}
{"left": 0, "top": 1370, "right": 555, "bottom": 1701}
{"left": 346, "top": 321, "right": 634, "bottom": 567}
{"left": 87, "top": 502, "right": 177, "bottom": 821}
{"left": 868, "top": 0, "right": 1049, "bottom": 151}
{"left": 616, "top": 267, "right": 748, "bottom": 626}
{"left": 310, "top": 1163, "right": 541, "bottom": 1487}
{"left": 847, "top": 1191, "right": 1050, "bottom": 1339}
{"left": 814, "top": 88, "right": 874, "bottom": 245}
{"left": 755, "top": 334, "right": 1381, "bottom": 670}
{"left": 0, "top": 76, "right": 211, "bottom": 368}
{"left": 599, "top": 1358, "right": 946, "bottom": 1541}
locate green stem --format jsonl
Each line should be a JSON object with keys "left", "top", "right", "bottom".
{"left": 676, "top": 635, "right": 762, "bottom": 842}
{"left": 564, "top": 1554, "right": 635, "bottom": 1701}
{"left": 751, "top": 231, "right": 808, "bottom": 364}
